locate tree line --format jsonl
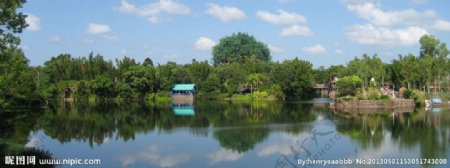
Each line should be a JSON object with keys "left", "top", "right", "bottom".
{"left": 0, "top": 0, "right": 449, "bottom": 110}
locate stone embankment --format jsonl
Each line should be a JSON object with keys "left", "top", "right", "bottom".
{"left": 335, "top": 99, "right": 415, "bottom": 114}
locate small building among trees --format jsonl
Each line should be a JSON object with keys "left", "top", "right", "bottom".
{"left": 171, "top": 84, "right": 196, "bottom": 104}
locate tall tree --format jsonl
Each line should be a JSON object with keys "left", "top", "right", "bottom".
{"left": 0, "top": 0, "right": 28, "bottom": 49}
{"left": 212, "top": 32, "right": 270, "bottom": 66}
{"left": 272, "top": 58, "right": 314, "bottom": 98}
{"left": 0, "top": 0, "right": 33, "bottom": 108}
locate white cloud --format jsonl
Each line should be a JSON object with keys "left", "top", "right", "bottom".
{"left": 49, "top": 35, "right": 61, "bottom": 43}
{"left": 334, "top": 49, "right": 345, "bottom": 55}
{"left": 256, "top": 10, "right": 313, "bottom": 38}
{"left": 345, "top": 24, "right": 428, "bottom": 46}
{"left": 268, "top": 44, "right": 284, "bottom": 54}
{"left": 280, "top": 25, "right": 313, "bottom": 36}
{"left": 205, "top": 3, "right": 246, "bottom": 22}
{"left": 86, "top": 23, "right": 110, "bottom": 34}
{"left": 116, "top": 0, "right": 190, "bottom": 24}
{"left": 208, "top": 148, "right": 245, "bottom": 165}
{"left": 346, "top": 2, "right": 437, "bottom": 27}
{"left": 302, "top": 44, "right": 326, "bottom": 55}
{"left": 119, "top": 144, "right": 190, "bottom": 167}
{"left": 256, "top": 10, "right": 306, "bottom": 25}
{"left": 195, "top": 37, "right": 216, "bottom": 51}
{"left": 432, "top": 19, "right": 450, "bottom": 31}
{"left": 25, "top": 14, "right": 40, "bottom": 32}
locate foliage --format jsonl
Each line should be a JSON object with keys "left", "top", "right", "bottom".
{"left": 403, "top": 89, "right": 425, "bottom": 106}
{"left": 0, "top": 0, "right": 27, "bottom": 49}
{"left": 0, "top": 47, "right": 37, "bottom": 108}
{"left": 0, "top": 21, "right": 449, "bottom": 108}
{"left": 123, "top": 65, "right": 156, "bottom": 97}
{"left": 366, "top": 88, "right": 381, "bottom": 100}
{"left": 336, "top": 75, "right": 363, "bottom": 97}
{"left": 272, "top": 58, "right": 314, "bottom": 98}
{"left": 212, "top": 32, "right": 270, "bottom": 65}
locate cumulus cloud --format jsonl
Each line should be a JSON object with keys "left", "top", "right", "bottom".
{"left": 205, "top": 3, "right": 246, "bottom": 22}
{"left": 25, "top": 14, "right": 40, "bottom": 32}
{"left": 86, "top": 23, "right": 110, "bottom": 34}
{"left": 280, "top": 25, "right": 313, "bottom": 36}
{"left": 302, "top": 44, "right": 326, "bottom": 55}
{"left": 343, "top": 1, "right": 448, "bottom": 46}
{"left": 208, "top": 148, "right": 245, "bottom": 165}
{"left": 116, "top": 0, "right": 190, "bottom": 24}
{"left": 345, "top": 24, "right": 428, "bottom": 46}
{"left": 346, "top": 2, "right": 437, "bottom": 27}
{"left": 256, "top": 10, "right": 307, "bottom": 25}
{"left": 195, "top": 37, "right": 215, "bottom": 51}
{"left": 432, "top": 19, "right": 450, "bottom": 31}
{"left": 119, "top": 144, "right": 190, "bottom": 167}
{"left": 268, "top": 44, "right": 284, "bottom": 54}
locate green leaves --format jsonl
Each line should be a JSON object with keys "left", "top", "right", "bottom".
{"left": 212, "top": 32, "right": 270, "bottom": 66}
{"left": 336, "top": 75, "right": 363, "bottom": 97}
{"left": 123, "top": 65, "right": 156, "bottom": 96}
{"left": 0, "top": 0, "right": 28, "bottom": 49}
{"left": 272, "top": 58, "right": 314, "bottom": 98}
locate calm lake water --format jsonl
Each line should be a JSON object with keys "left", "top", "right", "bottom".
{"left": 1, "top": 99, "right": 449, "bottom": 168}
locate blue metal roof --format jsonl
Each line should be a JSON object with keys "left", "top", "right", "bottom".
{"left": 173, "top": 105, "right": 195, "bottom": 116}
{"left": 173, "top": 84, "right": 195, "bottom": 91}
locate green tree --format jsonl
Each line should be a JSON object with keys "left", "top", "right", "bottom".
{"left": 419, "top": 35, "right": 449, "bottom": 92}
{"left": 346, "top": 54, "right": 384, "bottom": 88}
{"left": 336, "top": 75, "right": 363, "bottom": 96}
{"left": 143, "top": 57, "right": 154, "bottom": 67}
{"left": 0, "top": 0, "right": 28, "bottom": 49}
{"left": 124, "top": 66, "right": 156, "bottom": 96}
{"left": 91, "top": 75, "right": 115, "bottom": 98}
{"left": 202, "top": 72, "right": 221, "bottom": 93}
{"left": 188, "top": 60, "right": 210, "bottom": 91}
{"left": 212, "top": 32, "right": 270, "bottom": 66}
{"left": 216, "top": 63, "right": 248, "bottom": 94}
{"left": 272, "top": 58, "right": 314, "bottom": 98}
{"left": 0, "top": 47, "right": 36, "bottom": 108}
{"left": 116, "top": 56, "right": 139, "bottom": 80}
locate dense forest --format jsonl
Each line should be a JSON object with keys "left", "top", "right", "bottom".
{"left": 1, "top": 0, "right": 449, "bottom": 110}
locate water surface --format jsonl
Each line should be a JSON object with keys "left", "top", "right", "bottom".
{"left": 1, "top": 99, "right": 449, "bottom": 167}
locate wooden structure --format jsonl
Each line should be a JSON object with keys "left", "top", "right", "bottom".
{"left": 171, "top": 84, "right": 196, "bottom": 104}
{"left": 312, "top": 77, "right": 338, "bottom": 98}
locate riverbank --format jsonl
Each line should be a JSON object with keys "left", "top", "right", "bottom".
{"left": 334, "top": 98, "right": 415, "bottom": 114}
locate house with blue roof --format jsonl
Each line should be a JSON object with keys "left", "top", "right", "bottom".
{"left": 171, "top": 84, "right": 196, "bottom": 104}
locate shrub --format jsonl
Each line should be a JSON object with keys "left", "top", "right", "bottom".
{"left": 403, "top": 89, "right": 413, "bottom": 99}
{"left": 403, "top": 89, "right": 425, "bottom": 106}
{"left": 336, "top": 75, "right": 363, "bottom": 97}
{"left": 367, "top": 88, "right": 381, "bottom": 100}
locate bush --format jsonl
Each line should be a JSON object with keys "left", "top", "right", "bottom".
{"left": 403, "top": 89, "right": 413, "bottom": 99}
{"left": 146, "top": 92, "right": 172, "bottom": 102}
{"left": 379, "top": 95, "right": 390, "bottom": 100}
{"left": 366, "top": 88, "right": 381, "bottom": 100}
{"left": 336, "top": 75, "right": 363, "bottom": 97}
{"left": 402, "top": 89, "right": 425, "bottom": 106}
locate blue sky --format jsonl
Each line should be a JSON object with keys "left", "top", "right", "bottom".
{"left": 19, "top": 0, "right": 450, "bottom": 68}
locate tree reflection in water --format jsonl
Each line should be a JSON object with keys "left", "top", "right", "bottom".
{"left": 333, "top": 108, "right": 449, "bottom": 160}
{"left": 1, "top": 100, "right": 448, "bottom": 167}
